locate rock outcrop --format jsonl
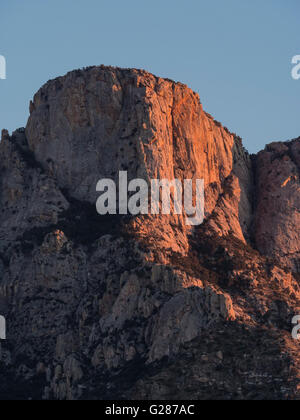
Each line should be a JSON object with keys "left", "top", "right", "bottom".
{"left": 0, "top": 66, "right": 299, "bottom": 400}
{"left": 255, "top": 140, "right": 300, "bottom": 272}
{"left": 25, "top": 66, "right": 253, "bottom": 252}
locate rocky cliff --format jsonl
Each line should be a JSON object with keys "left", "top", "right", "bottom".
{"left": 0, "top": 66, "right": 300, "bottom": 400}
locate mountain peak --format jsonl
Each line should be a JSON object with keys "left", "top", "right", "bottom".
{"left": 0, "top": 67, "right": 300, "bottom": 400}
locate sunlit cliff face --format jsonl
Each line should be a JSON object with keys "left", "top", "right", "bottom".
{"left": 24, "top": 66, "right": 253, "bottom": 260}
{"left": 0, "top": 66, "right": 300, "bottom": 400}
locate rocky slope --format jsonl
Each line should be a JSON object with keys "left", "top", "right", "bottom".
{"left": 0, "top": 66, "right": 300, "bottom": 400}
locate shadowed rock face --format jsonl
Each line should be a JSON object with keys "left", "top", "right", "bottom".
{"left": 255, "top": 140, "right": 300, "bottom": 272}
{"left": 0, "top": 66, "right": 300, "bottom": 400}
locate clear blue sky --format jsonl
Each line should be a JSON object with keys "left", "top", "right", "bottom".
{"left": 0, "top": 0, "right": 299, "bottom": 153}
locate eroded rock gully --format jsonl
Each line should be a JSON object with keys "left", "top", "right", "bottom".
{"left": 0, "top": 66, "right": 300, "bottom": 400}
